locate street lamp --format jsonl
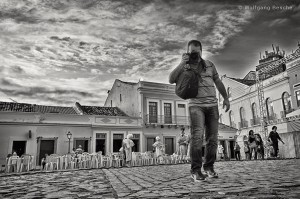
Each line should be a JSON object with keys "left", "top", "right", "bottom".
{"left": 67, "top": 131, "right": 72, "bottom": 153}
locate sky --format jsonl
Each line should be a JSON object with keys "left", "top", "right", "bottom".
{"left": 0, "top": 0, "right": 299, "bottom": 106}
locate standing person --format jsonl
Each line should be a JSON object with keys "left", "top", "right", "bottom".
{"left": 255, "top": 134, "right": 264, "bottom": 160}
{"left": 234, "top": 142, "right": 241, "bottom": 161}
{"left": 153, "top": 136, "right": 164, "bottom": 164}
{"left": 268, "top": 126, "right": 285, "bottom": 158}
{"left": 217, "top": 142, "right": 224, "bottom": 161}
{"left": 244, "top": 142, "right": 250, "bottom": 160}
{"left": 122, "top": 134, "right": 135, "bottom": 167}
{"left": 248, "top": 130, "right": 257, "bottom": 160}
{"left": 177, "top": 127, "right": 189, "bottom": 163}
{"left": 169, "top": 39, "right": 230, "bottom": 181}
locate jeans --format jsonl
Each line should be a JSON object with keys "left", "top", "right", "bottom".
{"left": 189, "top": 105, "right": 219, "bottom": 173}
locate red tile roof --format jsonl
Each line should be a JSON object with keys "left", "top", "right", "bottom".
{"left": 80, "top": 105, "right": 128, "bottom": 116}
{"left": 0, "top": 102, "right": 77, "bottom": 114}
{"left": 228, "top": 77, "right": 256, "bottom": 86}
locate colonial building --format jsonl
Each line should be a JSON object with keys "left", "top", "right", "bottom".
{"left": 104, "top": 79, "right": 237, "bottom": 158}
{"left": 0, "top": 102, "right": 142, "bottom": 167}
{"left": 217, "top": 44, "right": 300, "bottom": 159}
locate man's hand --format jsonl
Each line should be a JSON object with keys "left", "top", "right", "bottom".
{"left": 181, "top": 53, "right": 189, "bottom": 66}
{"left": 223, "top": 98, "right": 230, "bottom": 112}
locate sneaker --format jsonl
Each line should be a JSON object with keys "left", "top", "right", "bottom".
{"left": 191, "top": 171, "right": 207, "bottom": 182}
{"left": 204, "top": 168, "right": 218, "bottom": 178}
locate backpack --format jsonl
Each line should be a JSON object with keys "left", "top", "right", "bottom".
{"left": 175, "top": 66, "right": 202, "bottom": 100}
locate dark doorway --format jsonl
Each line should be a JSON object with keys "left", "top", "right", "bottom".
{"left": 12, "top": 141, "right": 26, "bottom": 157}
{"left": 39, "top": 140, "right": 55, "bottom": 165}
{"left": 113, "top": 134, "right": 124, "bottom": 152}
{"left": 229, "top": 141, "right": 235, "bottom": 159}
{"left": 75, "top": 140, "right": 89, "bottom": 153}
{"left": 96, "top": 139, "right": 106, "bottom": 155}
{"left": 147, "top": 138, "right": 156, "bottom": 152}
{"left": 219, "top": 140, "right": 226, "bottom": 158}
{"left": 132, "top": 139, "right": 139, "bottom": 152}
{"left": 165, "top": 138, "right": 174, "bottom": 155}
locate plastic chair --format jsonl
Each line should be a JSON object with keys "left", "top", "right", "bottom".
{"left": 19, "top": 155, "right": 32, "bottom": 172}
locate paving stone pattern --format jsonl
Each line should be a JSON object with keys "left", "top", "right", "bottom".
{"left": 0, "top": 159, "right": 299, "bottom": 199}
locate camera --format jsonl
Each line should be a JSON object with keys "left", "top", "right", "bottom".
{"left": 186, "top": 51, "right": 200, "bottom": 64}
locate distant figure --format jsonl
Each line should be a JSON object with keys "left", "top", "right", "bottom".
{"left": 153, "top": 136, "right": 164, "bottom": 163}
{"left": 234, "top": 142, "right": 241, "bottom": 161}
{"left": 41, "top": 154, "right": 49, "bottom": 170}
{"left": 76, "top": 145, "right": 83, "bottom": 154}
{"left": 122, "top": 134, "right": 135, "bottom": 167}
{"left": 268, "top": 126, "right": 285, "bottom": 158}
{"left": 255, "top": 134, "right": 264, "bottom": 159}
{"left": 217, "top": 142, "right": 224, "bottom": 160}
{"left": 177, "top": 127, "right": 189, "bottom": 162}
{"left": 244, "top": 142, "right": 250, "bottom": 160}
{"left": 71, "top": 148, "right": 76, "bottom": 155}
{"left": 248, "top": 130, "right": 257, "bottom": 160}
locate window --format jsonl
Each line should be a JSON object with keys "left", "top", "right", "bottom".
{"left": 240, "top": 107, "right": 246, "bottom": 121}
{"left": 282, "top": 92, "right": 291, "bottom": 113}
{"left": 149, "top": 102, "right": 158, "bottom": 123}
{"left": 229, "top": 111, "right": 235, "bottom": 127}
{"left": 178, "top": 104, "right": 185, "bottom": 108}
{"left": 164, "top": 103, "right": 172, "bottom": 123}
{"left": 120, "top": 94, "right": 122, "bottom": 102}
{"left": 296, "top": 91, "right": 300, "bottom": 107}
{"left": 227, "top": 87, "right": 231, "bottom": 99}
{"left": 252, "top": 103, "right": 258, "bottom": 119}
{"left": 266, "top": 98, "right": 274, "bottom": 120}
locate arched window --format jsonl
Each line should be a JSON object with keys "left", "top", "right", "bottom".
{"left": 282, "top": 92, "right": 291, "bottom": 113}
{"left": 227, "top": 87, "right": 231, "bottom": 99}
{"left": 229, "top": 111, "right": 235, "bottom": 127}
{"left": 252, "top": 103, "right": 258, "bottom": 119}
{"left": 266, "top": 98, "right": 274, "bottom": 120}
{"left": 219, "top": 114, "right": 223, "bottom": 123}
{"left": 240, "top": 107, "right": 246, "bottom": 121}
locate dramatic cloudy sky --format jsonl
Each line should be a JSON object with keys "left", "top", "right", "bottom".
{"left": 0, "top": 0, "right": 299, "bottom": 106}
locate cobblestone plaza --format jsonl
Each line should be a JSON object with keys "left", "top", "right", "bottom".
{"left": 0, "top": 159, "right": 299, "bottom": 199}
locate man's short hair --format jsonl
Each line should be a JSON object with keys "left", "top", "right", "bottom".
{"left": 188, "top": 40, "right": 202, "bottom": 51}
{"left": 272, "top": 126, "right": 277, "bottom": 130}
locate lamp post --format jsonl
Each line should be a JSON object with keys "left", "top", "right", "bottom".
{"left": 67, "top": 131, "right": 72, "bottom": 154}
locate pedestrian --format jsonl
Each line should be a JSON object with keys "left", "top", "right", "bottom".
{"left": 122, "top": 134, "right": 135, "bottom": 167}
{"left": 248, "top": 130, "right": 257, "bottom": 160}
{"left": 169, "top": 39, "right": 230, "bottom": 181}
{"left": 41, "top": 154, "right": 48, "bottom": 170}
{"left": 76, "top": 145, "right": 83, "bottom": 154}
{"left": 234, "top": 142, "right": 241, "bottom": 161}
{"left": 268, "top": 126, "right": 285, "bottom": 158}
{"left": 244, "top": 141, "right": 250, "bottom": 160}
{"left": 153, "top": 136, "right": 164, "bottom": 164}
{"left": 255, "top": 134, "right": 264, "bottom": 160}
{"left": 177, "top": 127, "right": 189, "bottom": 163}
{"left": 217, "top": 142, "right": 224, "bottom": 161}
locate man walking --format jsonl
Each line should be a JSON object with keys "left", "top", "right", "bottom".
{"left": 234, "top": 142, "right": 241, "bottom": 161}
{"left": 268, "top": 126, "right": 285, "bottom": 158}
{"left": 169, "top": 40, "right": 230, "bottom": 182}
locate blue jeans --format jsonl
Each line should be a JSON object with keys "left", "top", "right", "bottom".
{"left": 189, "top": 105, "right": 219, "bottom": 173}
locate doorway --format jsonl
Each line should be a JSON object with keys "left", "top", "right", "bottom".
{"left": 229, "top": 140, "right": 235, "bottom": 159}
{"left": 38, "top": 140, "right": 55, "bottom": 165}
{"left": 12, "top": 141, "right": 26, "bottom": 157}
{"left": 96, "top": 139, "right": 106, "bottom": 155}
{"left": 74, "top": 139, "right": 89, "bottom": 153}
{"left": 147, "top": 138, "right": 156, "bottom": 152}
{"left": 164, "top": 137, "right": 174, "bottom": 155}
{"left": 113, "top": 134, "right": 124, "bottom": 152}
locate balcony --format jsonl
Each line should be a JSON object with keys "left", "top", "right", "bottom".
{"left": 145, "top": 114, "right": 190, "bottom": 125}
{"left": 250, "top": 117, "right": 261, "bottom": 126}
{"left": 238, "top": 120, "right": 248, "bottom": 130}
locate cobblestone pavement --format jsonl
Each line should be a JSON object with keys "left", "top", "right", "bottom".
{"left": 0, "top": 159, "right": 299, "bottom": 199}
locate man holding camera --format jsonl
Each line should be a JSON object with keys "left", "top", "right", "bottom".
{"left": 169, "top": 40, "right": 230, "bottom": 182}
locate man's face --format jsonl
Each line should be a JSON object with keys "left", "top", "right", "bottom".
{"left": 188, "top": 44, "right": 202, "bottom": 57}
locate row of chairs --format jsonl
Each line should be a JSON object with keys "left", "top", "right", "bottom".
{"left": 5, "top": 152, "right": 190, "bottom": 173}
{"left": 5, "top": 155, "right": 35, "bottom": 173}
